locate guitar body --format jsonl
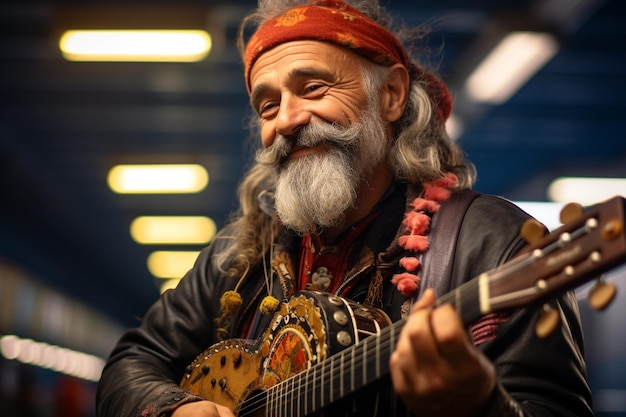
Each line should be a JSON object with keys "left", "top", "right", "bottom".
{"left": 181, "top": 291, "right": 393, "bottom": 416}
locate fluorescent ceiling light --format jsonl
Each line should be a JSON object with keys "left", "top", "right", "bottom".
{"left": 59, "top": 30, "right": 211, "bottom": 62}
{"left": 130, "top": 216, "right": 216, "bottom": 244}
{"left": 107, "top": 164, "right": 208, "bottom": 194}
{"left": 0, "top": 334, "right": 105, "bottom": 382}
{"left": 465, "top": 31, "right": 558, "bottom": 104}
{"left": 147, "top": 250, "right": 200, "bottom": 279}
{"left": 548, "top": 177, "right": 626, "bottom": 205}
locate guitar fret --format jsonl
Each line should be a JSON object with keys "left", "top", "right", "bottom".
{"left": 282, "top": 374, "right": 287, "bottom": 417}
{"left": 294, "top": 368, "right": 306, "bottom": 415}
{"left": 294, "top": 372, "right": 299, "bottom": 416}
{"left": 280, "top": 378, "right": 285, "bottom": 417}
{"left": 282, "top": 381, "right": 285, "bottom": 417}
{"left": 311, "top": 367, "right": 317, "bottom": 410}
{"left": 276, "top": 384, "right": 280, "bottom": 417}
{"left": 279, "top": 378, "right": 284, "bottom": 417}
{"left": 331, "top": 354, "right": 335, "bottom": 404}
{"left": 289, "top": 372, "right": 295, "bottom": 417}
{"left": 351, "top": 342, "right": 355, "bottom": 392}
{"left": 277, "top": 377, "right": 280, "bottom": 417}
{"left": 340, "top": 351, "right": 345, "bottom": 398}
{"left": 320, "top": 359, "right": 324, "bottom": 412}
{"left": 268, "top": 384, "right": 275, "bottom": 417}
{"left": 275, "top": 381, "right": 279, "bottom": 417}
{"left": 325, "top": 357, "right": 331, "bottom": 410}
{"left": 283, "top": 375, "right": 287, "bottom": 417}
{"left": 307, "top": 369, "right": 315, "bottom": 412}
{"left": 331, "top": 354, "right": 343, "bottom": 404}
{"left": 280, "top": 376, "right": 290, "bottom": 417}
{"left": 362, "top": 339, "right": 367, "bottom": 386}
{"left": 303, "top": 369, "right": 309, "bottom": 415}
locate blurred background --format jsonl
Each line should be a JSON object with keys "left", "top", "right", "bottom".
{"left": 1, "top": 0, "right": 625, "bottom": 415}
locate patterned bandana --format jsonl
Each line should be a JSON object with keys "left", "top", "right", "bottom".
{"left": 243, "top": 0, "right": 452, "bottom": 122}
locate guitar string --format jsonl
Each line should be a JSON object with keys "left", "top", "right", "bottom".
{"left": 238, "top": 223, "right": 590, "bottom": 415}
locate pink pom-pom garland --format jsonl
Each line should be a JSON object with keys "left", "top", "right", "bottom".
{"left": 403, "top": 211, "right": 431, "bottom": 235}
{"left": 423, "top": 184, "right": 452, "bottom": 202}
{"left": 398, "top": 234, "right": 429, "bottom": 252}
{"left": 399, "top": 257, "right": 420, "bottom": 272}
{"left": 391, "top": 273, "right": 420, "bottom": 296}
{"left": 391, "top": 173, "right": 457, "bottom": 297}
{"left": 411, "top": 198, "right": 441, "bottom": 213}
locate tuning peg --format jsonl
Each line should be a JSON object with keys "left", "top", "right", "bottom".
{"left": 588, "top": 278, "right": 617, "bottom": 311}
{"left": 601, "top": 219, "right": 623, "bottom": 241}
{"left": 520, "top": 219, "right": 546, "bottom": 245}
{"left": 559, "top": 202, "right": 585, "bottom": 224}
{"left": 535, "top": 304, "right": 561, "bottom": 338}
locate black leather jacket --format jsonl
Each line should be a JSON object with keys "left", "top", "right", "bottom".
{"left": 96, "top": 186, "right": 594, "bottom": 417}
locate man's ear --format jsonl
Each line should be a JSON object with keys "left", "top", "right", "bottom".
{"left": 379, "top": 63, "right": 410, "bottom": 123}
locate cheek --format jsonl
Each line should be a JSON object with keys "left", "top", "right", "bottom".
{"left": 323, "top": 96, "right": 366, "bottom": 126}
{"left": 260, "top": 123, "right": 276, "bottom": 148}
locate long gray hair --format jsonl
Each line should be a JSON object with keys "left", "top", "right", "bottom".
{"left": 216, "top": 0, "right": 476, "bottom": 276}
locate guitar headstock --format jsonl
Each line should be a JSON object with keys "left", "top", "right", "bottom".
{"left": 484, "top": 196, "right": 625, "bottom": 336}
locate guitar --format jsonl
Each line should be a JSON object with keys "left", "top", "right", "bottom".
{"left": 180, "top": 196, "right": 626, "bottom": 416}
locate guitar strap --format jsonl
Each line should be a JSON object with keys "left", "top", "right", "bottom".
{"left": 415, "top": 189, "right": 480, "bottom": 300}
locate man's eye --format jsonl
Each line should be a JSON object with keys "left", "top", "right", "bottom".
{"left": 304, "top": 84, "right": 324, "bottom": 94}
{"left": 259, "top": 102, "right": 278, "bottom": 116}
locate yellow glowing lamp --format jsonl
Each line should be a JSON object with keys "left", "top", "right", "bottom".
{"left": 147, "top": 250, "right": 200, "bottom": 279}
{"left": 130, "top": 216, "right": 216, "bottom": 245}
{"left": 59, "top": 29, "right": 211, "bottom": 62}
{"left": 107, "top": 164, "right": 208, "bottom": 194}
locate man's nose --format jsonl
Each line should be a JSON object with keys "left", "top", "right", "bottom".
{"left": 275, "top": 94, "right": 311, "bottom": 137}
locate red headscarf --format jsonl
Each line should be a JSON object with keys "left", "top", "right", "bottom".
{"left": 243, "top": 0, "right": 452, "bottom": 122}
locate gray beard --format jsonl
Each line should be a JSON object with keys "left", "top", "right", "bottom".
{"left": 274, "top": 149, "right": 357, "bottom": 233}
{"left": 256, "top": 102, "right": 388, "bottom": 234}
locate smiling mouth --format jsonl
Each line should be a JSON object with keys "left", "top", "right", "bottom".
{"left": 288, "top": 145, "right": 313, "bottom": 159}
{"left": 287, "top": 143, "right": 331, "bottom": 161}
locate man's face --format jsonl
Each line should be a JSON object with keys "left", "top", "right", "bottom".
{"left": 250, "top": 40, "right": 390, "bottom": 234}
{"left": 249, "top": 40, "right": 371, "bottom": 153}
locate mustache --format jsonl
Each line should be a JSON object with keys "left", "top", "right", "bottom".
{"left": 255, "top": 122, "right": 361, "bottom": 167}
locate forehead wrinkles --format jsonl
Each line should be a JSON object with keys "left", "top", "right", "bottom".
{"left": 249, "top": 41, "right": 364, "bottom": 87}
{"left": 251, "top": 43, "right": 333, "bottom": 80}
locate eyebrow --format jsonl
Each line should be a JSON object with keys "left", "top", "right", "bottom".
{"left": 250, "top": 83, "right": 272, "bottom": 113}
{"left": 250, "top": 66, "right": 336, "bottom": 111}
